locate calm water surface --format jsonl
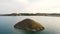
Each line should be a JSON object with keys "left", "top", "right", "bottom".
{"left": 0, "top": 16, "right": 60, "bottom": 34}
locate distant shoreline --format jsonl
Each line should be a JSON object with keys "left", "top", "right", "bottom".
{"left": 0, "top": 13, "right": 60, "bottom": 16}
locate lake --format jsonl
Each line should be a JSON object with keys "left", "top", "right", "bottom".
{"left": 0, "top": 16, "right": 60, "bottom": 34}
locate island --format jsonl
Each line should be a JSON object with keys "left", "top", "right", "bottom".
{"left": 14, "top": 18, "right": 45, "bottom": 32}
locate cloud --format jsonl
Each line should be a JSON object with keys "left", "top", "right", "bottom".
{"left": 24, "top": 0, "right": 60, "bottom": 13}
{"left": 0, "top": 0, "right": 11, "bottom": 3}
{"left": 0, "top": 0, "right": 60, "bottom": 13}
{"left": 0, "top": 0, "right": 30, "bottom": 14}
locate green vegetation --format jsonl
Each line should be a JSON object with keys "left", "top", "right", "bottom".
{"left": 0, "top": 13, "right": 60, "bottom": 16}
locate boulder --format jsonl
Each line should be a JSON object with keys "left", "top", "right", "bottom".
{"left": 14, "top": 18, "right": 45, "bottom": 32}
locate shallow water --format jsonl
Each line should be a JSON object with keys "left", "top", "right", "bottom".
{"left": 0, "top": 16, "right": 60, "bottom": 34}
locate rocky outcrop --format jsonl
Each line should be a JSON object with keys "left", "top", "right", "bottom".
{"left": 14, "top": 18, "right": 45, "bottom": 32}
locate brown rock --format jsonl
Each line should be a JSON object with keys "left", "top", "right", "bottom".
{"left": 14, "top": 18, "right": 45, "bottom": 32}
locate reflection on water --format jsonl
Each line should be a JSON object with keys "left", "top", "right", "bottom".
{"left": 14, "top": 28, "right": 38, "bottom": 34}
{"left": 0, "top": 16, "right": 60, "bottom": 34}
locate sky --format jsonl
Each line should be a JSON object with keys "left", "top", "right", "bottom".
{"left": 0, "top": 0, "right": 60, "bottom": 14}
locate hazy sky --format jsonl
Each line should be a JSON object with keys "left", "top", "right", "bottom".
{"left": 0, "top": 0, "right": 60, "bottom": 14}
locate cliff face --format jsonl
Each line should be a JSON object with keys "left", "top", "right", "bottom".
{"left": 14, "top": 18, "right": 45, "bottom": 32}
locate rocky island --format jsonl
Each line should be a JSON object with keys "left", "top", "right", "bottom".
{"left": 14, "top": 18, "right": 45, "bottom": 32}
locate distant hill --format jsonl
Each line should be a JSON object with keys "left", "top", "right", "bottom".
{"left": 0, "top": 13, "right": 60, "bottom": 16}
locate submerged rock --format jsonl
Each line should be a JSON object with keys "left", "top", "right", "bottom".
{"left": 14, "top": 18, "right": 45, "bottom": 32}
